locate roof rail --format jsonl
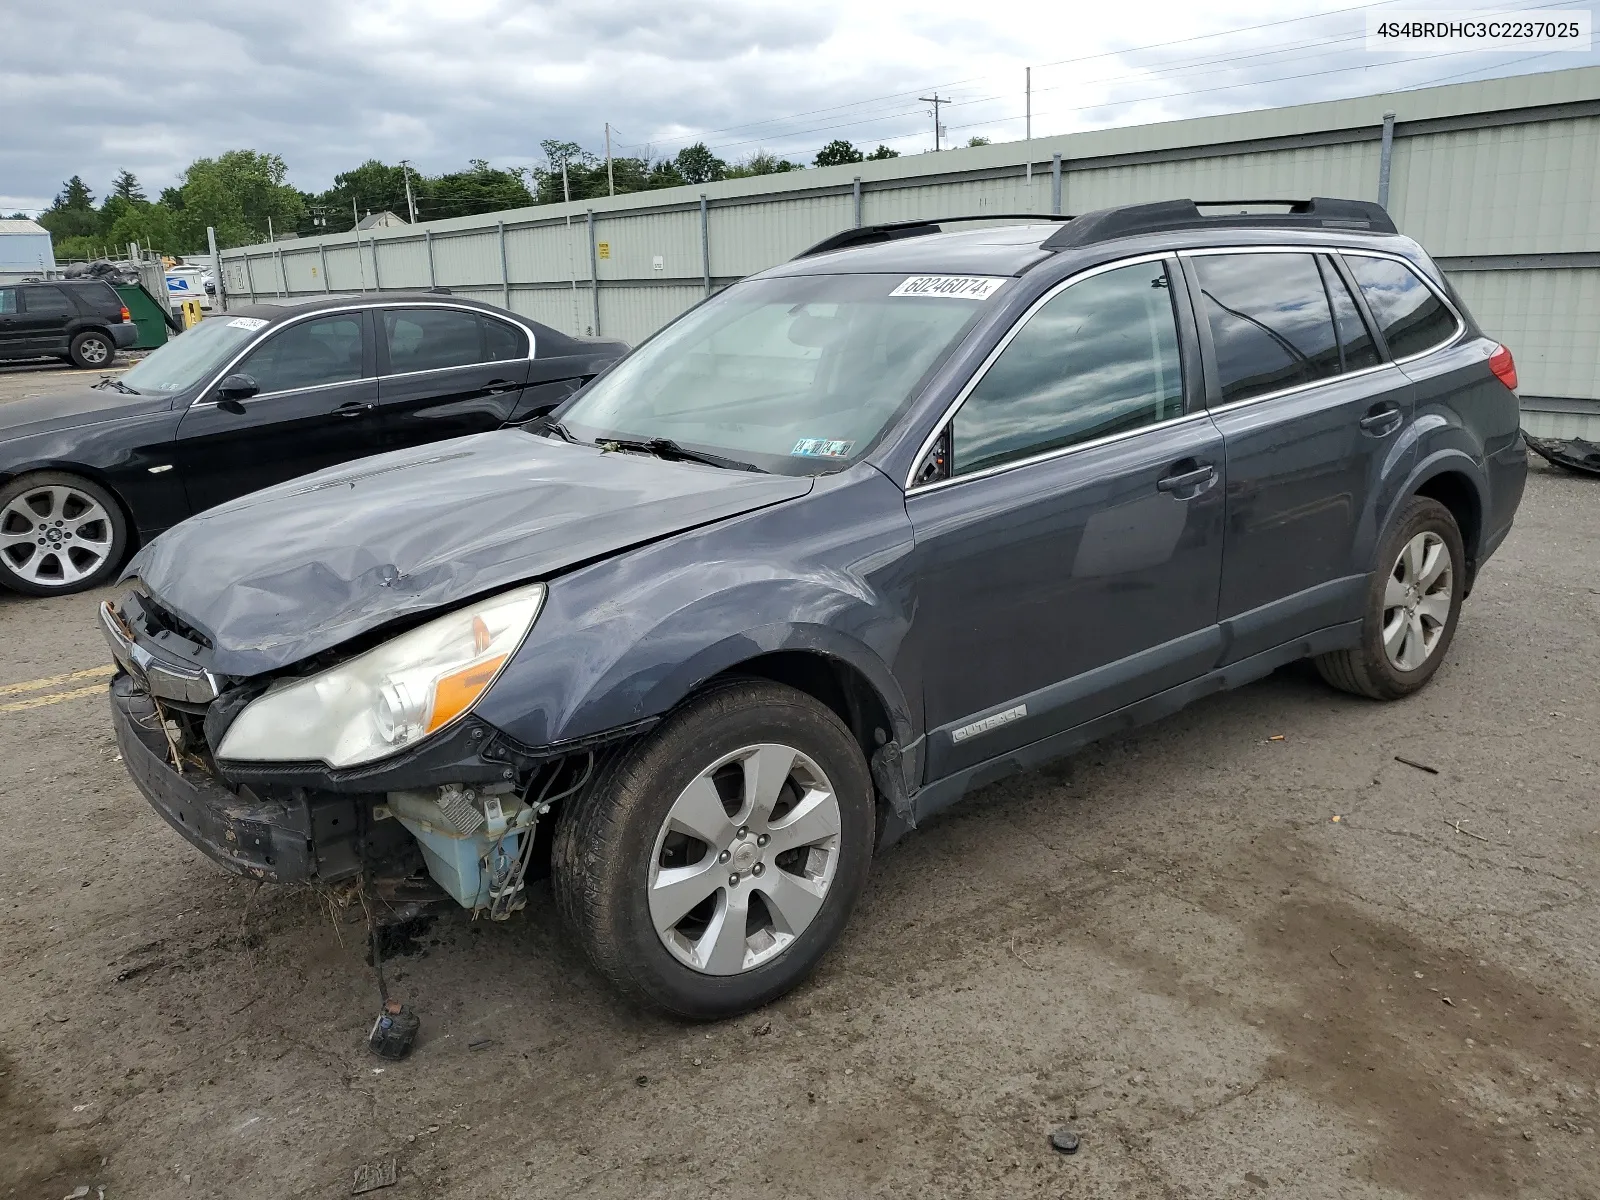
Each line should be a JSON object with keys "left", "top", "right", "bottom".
{"left": 794, "top": 213, "right": 1073, "bottom": 260}
{"left": 1040, "top": 197, "right": 1396, "bottom": 251}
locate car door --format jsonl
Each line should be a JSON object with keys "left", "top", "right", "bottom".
{"left": 904, "top": 255, "right": 1227, "bottom": 782}
{"left": 1183, "top": 248, "right": 1416, "bottom": 663}
{"left": 0, "top": 287, "right": 20, "bottom": 357}
{"left": 173, "top": 309, "right": 381, "bottom": 513}
{"left": 15, "top": 284, "right": 76, "bottom": 356}
{"left": 375, "top": 306, "right": 532, "bottom": 451}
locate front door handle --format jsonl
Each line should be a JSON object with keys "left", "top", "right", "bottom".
{"left": 1359, "top": 405, "right": 1402, "bottom": 437}
{"left": 1157, "top": 463, "right": 1217, "bottom": 493}
{"left": 336, "top": 401, "right": 374, "bottom": 418}
{"left": 485, "top": 378, "right": 519, "bottom": 394}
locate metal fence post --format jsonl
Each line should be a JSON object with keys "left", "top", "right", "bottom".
{"left": 243, "top": 254, "right": 256, "bottom": 303}
{"left": 587, "top": 209, "right": 600, "bottom": 335}
{"left": 497, "top": 221, "right": 510, "bottom": 308}
{"left": 206, "top": 226, "right": 224, "bottom": 312}
{"left": 1051, "top": 153, "right": 1063, "bottom": 215}
{"left": 700, "top": 194, "right": 711, "bottom": 297}
{"left": 1377, "top": 110, "right": 1397, "bottom": 209}
{"left": 425, "top": 229, "right": 436, "bottom": 289}
{"left": 853, "top": 176, "right": 862, "bottom": 227}
{"left": 318, "top": 243, "right": 330, "bottom": 292}
{"left": 274, "top": 248, "right": 284, "bottom": 298}
{"left": 370, "top": 236, "right": 383, "bottom": 292}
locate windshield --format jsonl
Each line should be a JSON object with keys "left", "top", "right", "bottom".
{"left": 559, "top": 273, "right": 1000, "bottom": 474}
{"left": 118, "top": 316, "right": 269, "bottom": 394}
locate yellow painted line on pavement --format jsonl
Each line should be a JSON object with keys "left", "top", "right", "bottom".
{"left": 0, "top": 664, "right": 116, "bottom": 698}
{"left": 0, "top": 682, "right": 109, "bottom": 714}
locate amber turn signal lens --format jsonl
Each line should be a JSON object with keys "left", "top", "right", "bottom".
{"left": 425, "top": 655, "right": 508, "bottom": 734}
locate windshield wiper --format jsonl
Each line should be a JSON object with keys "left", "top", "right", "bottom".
{"left": 94, "top": 377, "right": 140, "bottom": 394}
{"left": 601, "top": 437, "right": 765, "bottom": 473}
{"left": 540, "top": 417, "right": 579, "bottom": 444}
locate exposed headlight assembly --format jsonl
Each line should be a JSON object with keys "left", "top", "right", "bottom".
{"left": 216, "top": 582, "right": 545, "bottom": 768}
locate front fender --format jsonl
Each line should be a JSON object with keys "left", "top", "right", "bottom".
{"left": 474, "top": 467, "right": 918, "bottom": 751}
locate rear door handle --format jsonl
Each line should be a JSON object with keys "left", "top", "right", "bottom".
{"left": 485, "top": 378, "right": 519, "bottom": 394}
{"left": 1157, "top": 464, "right": 1216, "bottom": 493}
{"left": 336, "top": 401, "right": 374, "bottom": 418}
{"left": 1359, "top": 405, "right": 1402, "bottom": 436}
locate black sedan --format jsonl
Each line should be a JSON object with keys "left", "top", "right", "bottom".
{"left": 0, "top": 293, "right": 627, "bottom": 595}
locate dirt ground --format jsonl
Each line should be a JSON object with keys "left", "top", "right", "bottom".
{"left": 1, "top": 455, "right": 1596, "bottom": 1200}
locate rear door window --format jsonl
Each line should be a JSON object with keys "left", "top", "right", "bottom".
{"left": 382, "top": 308, "right": 485, "bottom": 373}
{"left": 21, "top": 286, "right": 74, "bottom": 318}
{"left": 1191, "top": 252, "right": 1342, "bottom": 405}
{"left": 950, "top": 259, "right": 1185, "bottom": 476}
{"left": 1318, "top": 256, "right": 1380, "bottom": 372}
{"left": 237, "top": 314, "right": 365, "bottom": 395}
{"left": 482, "top": 316, "right": 528, "bottom": 361}
{"left": 0, "top": 289, "right": 15, "bottom": 315}
{"left": 1342, "top": 255, "right": 1459, "bottom": 360}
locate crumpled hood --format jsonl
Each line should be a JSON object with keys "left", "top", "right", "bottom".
{"left": 0, "top": 385, "right": 173, "bottom": 437}
{"left": 126, "top": 430, "right": 813, "bottom": 676}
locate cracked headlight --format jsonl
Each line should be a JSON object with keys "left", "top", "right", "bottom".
{"left": 216, "top": 582, "right": 545, "bottom": 768}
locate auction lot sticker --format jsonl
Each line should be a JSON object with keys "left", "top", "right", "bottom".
{"left": 890, "top": 276, "right": 1007, "bottom": 300}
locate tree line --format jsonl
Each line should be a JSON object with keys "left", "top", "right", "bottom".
{"left": 23, "top": 136, "right": 933, "bottom": 261}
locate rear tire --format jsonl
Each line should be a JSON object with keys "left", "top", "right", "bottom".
{"left": 69, "top": 330, "right": 114, "bottom": 369}
{"left": 552, "top": 680, "right": 875, "bottom": 1018}
{"left": 0, "top": 471, "right": 128, "bottom": 596}
{"left": 1315, "top": 496, "right": 1464, "bottom": 700}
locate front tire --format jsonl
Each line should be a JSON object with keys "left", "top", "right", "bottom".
{"left": 69, "top": 330, "right": 114, "bottom": 369}
{"left": 0, "top": 472, "right": 128, "bottom": 596}
{"left": 552, "top": 680, "right": 876, "bottom": 1018}
{"left": 1315, "top": 496, "right": 1465, "bottom": 700}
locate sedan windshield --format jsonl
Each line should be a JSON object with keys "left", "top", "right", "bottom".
{"left": 559, "top": 273, "right": 1000, "bottom": 474}
{"left": 118, "top": 316, "right": 267, "bottom": 394}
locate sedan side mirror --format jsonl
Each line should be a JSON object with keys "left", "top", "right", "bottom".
{"left": 216, "top": 373, "right": 259, "bottom": 409}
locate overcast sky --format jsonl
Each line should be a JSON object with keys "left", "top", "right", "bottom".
{"left": 2, "top": 0, "right": 1594, "bottom": 213}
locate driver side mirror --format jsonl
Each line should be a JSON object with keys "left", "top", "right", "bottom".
{"left": 216, "top": 373, "right": 258, "bottom": 413}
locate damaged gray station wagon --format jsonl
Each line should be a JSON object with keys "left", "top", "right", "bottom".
{"left": 105, "top": 199, "right": 1527, "bottom": 1018}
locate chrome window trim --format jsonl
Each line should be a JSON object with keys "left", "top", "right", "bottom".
{"left": 903, "top": 251, "right": 1176, "bottom": 492}
{"left": 1201, "top": 359, "right": 1395, "bottom": 417}
{"left": 375, "top": 355, "right": 533, "bottom": 386}
{"left": 374, "top": 304, "right": 533, "bottom": 379}
{"left": 191, "top": 300, "right": 539, "bottom": 407}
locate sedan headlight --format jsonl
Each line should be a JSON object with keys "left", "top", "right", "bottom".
{"left": 217, "top": 582, "right": 545, "bottom": 768}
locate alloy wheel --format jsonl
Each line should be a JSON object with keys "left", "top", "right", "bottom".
{"left": 647, "top": 742, "right": 842, "bottom": 975}
{"left": 80, "top": 337, "right": 110, "bottom": 366}
{"left": 1382, "top": 530, "right": 1452, "bottom": 671}
{"left": 0, "top": 485, "right": 115, "bottom": 588}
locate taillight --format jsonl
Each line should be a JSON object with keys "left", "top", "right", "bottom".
{"left": 1488, "top": 344, "right": 1518, "bottom": 391}
{"left": 119, "top": 305, "right": 130, "bottom": 322}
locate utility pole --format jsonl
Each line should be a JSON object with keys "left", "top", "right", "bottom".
{"left": 604, "top": 123, "right": 614, "bottom": 196}
{"left": 399, "top": 159, "right": 418, "bottom": 223}
{"left": 266, "top": 215, "right": 273, "bottom": 241}
{"left": 1025, "top": 67, "right": 1032, "bottom": 182}
{"left": 353, "top": 198, "right": 367, "bottom": 292}
{"left": 919, "top": 93, "right": 948, "bottom": 152}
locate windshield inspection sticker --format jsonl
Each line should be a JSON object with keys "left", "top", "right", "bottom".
{"left": 890, "top": 275, "right": 1006, "bottom": 300}
{"left": 792, "top": 438, "right": 855, "bottom": 459}
{"left": 226, "top": 317, "right": 269, "bottom": 331}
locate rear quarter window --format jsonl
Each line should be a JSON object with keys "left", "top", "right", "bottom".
{"left": 1342, "top": 255, "right": 1460, "bottom": 360}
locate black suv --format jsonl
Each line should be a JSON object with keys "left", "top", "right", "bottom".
{"left": 104, "top": 198, "right": 1526, "bottom": 1019}
{"left": 0, "top": 279, "right": 137, "bottom": 368}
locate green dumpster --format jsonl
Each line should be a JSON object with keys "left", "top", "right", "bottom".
{"left": 113, "top": 283, "right": 178, "bottom": 350}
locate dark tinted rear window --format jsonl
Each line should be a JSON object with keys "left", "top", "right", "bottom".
{"left": 1343, "top": 255, "right": 1459, "bottom": 359}
{"left": 71, "top": 281, "right": 121, "bottom": 313}
{"left": 383, "top": 307, "right": 484, "bottom": 373}
{"left": 482, "top": 316, "right": 528, "bottom": 361}
{"left": 1192, "top": 252, "right": 1341, "bottom": 404}
{"left": 22, "top": 286, "right": 73, "bottom": 317}
{"left": 1318, "top": 256, "right": 1380, "bottom": 372}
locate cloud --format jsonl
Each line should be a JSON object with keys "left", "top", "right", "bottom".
{"left": 1, "top": 0, "right": 1590, "bottom": 213}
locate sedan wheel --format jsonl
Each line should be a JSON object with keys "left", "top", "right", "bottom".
{"left": 648, "top": 743, "right": 842, "bottom": 975}
{"left": 553, "top": 680, "right": 876, "bottom": 1018}
{"left": 0, "top": 473, "right": 128, "bottom": 596}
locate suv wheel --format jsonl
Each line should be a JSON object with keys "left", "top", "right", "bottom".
{"left": 69, "top": 330, "right": 114, "bottom": 369}
{"left": 553, "top": 680, "right": 875, "bottom": 1018}
{"left": 1316, "top": 496, "right": 1464, "bottom": 700}
{"left": 0, "top": 472, "right": 128, "bottom": 596}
